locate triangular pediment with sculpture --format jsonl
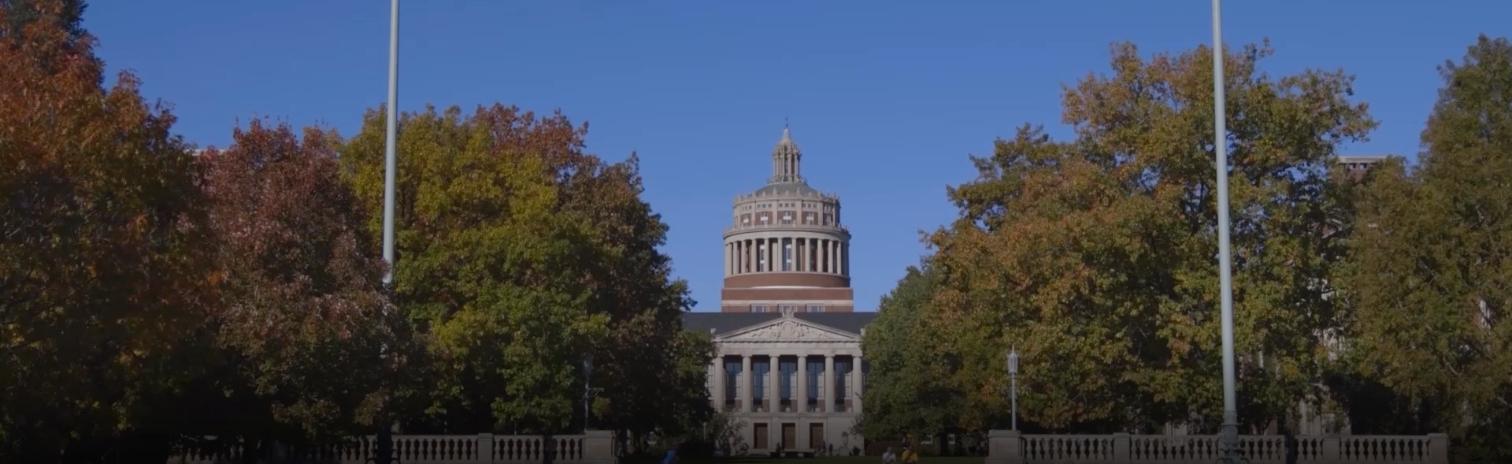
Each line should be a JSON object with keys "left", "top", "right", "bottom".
{"left": 720, "top": 309, "right": 859, "bottom": 343}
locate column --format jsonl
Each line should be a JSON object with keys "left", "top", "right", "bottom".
{"left": 725, "top": 243, "right": 732, "bottom": 276}
{"left": 741, "top": 355, "right": 752, "bottom": 412}
{"left": 797, "top": 238, "right": 805, "bottom": 272}
{"left": 712, "top": 355, "right": 726, "bottom": 411}
{"left": 840, "top": 241, "right": 847, "bottom": 276}
{"left": 767, "top": 355, "right": 779, "bottom": 413}
{"left": 769, "top": 238, "right": 777, "bottom": 273}
{"left": 852, "top": 356, "right": 864, "bottom": 414}
{"left": 819, "top": 240, "right": 828, "bottom": 273}
{"left": 824, "top": 355, "right": 835, "bottom": 412}
{"left": 851, "top": 355, "right": 863, "bottom": 414}
{"left": 797, "top": 355, "right": 809, "bottom": 413}
{"left": 831, "top": 240, "right": 839, "bottom": 274}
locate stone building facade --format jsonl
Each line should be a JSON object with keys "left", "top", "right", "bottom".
{"left": 685, "top": 128, "right": 874, "bottom": 456}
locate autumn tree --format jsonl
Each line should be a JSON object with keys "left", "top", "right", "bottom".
{"left": 1340, "top": 35, "right": 1512, "bottom": 461}
{"left": 860, "top": 262, "right": 965, "bottom": 445}
{"left": 340, "top": 105, "right": 710, "bottom": 436}
{"left": 0, "top": 1, "right": 217, "bottom": 461}
{"left": 191, "top": 121, "right": 418, "bottom": 451}
{"left": 923, "top": 42, "right": 1373, "bottom": 433}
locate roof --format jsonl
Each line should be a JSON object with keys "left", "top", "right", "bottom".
{"left": 753, "top": 181, "right": 822, "bottom": 196}
{"left": 682, "top": 311, "right": 878, "bottom": 337}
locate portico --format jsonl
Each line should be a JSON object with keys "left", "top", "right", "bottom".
{"left": 687, "top": 309, "right": 872, "bottom": 456}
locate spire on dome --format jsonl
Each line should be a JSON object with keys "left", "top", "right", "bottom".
{"left": 771, "top": 125, "right": 802, "bottom": 183}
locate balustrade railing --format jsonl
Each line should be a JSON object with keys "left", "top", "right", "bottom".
{"left": 168, "top": 431, "right": 613, "bottom": 464}
{"left": 988, "top": 430, "right": 1448, "bottom": 464}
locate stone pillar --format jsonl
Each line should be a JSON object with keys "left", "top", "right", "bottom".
{"left": 850, "top": 355, "right": 862, "bottom": 414}
{"left": 1112, "top": 433, "right": 1129, "bottom": 464}
{"left": 711, "top": 355, "right": 725, "bottom": 410}
{"left": 741, "top": 355, "right": 752, "bottom": 412}
{"left": 1428, "top": 433, "right": 1449, "bottom": 464}
{"left": 1322, "top": 435, "right": 1340, "bottom": 464}
{"left": 582, "top": 430, "right": 614, "bottom": 464}
{"left": 477, "top": 434, "right": 494, "bottom": 464}
{"left": 810, "top": 238, "right": 818, "bottom": 272}
{"left": 797, "top": 355, "right": 809, "bottom": 413}
{"left": 772, "top": 238, "right": 780, "bottom": 272}
{"left": 840, "top": 241, "right": 847, "bottom": 276}
{"left": 852, "top": 356, "right": 864, "bottom": 414}
{"left": 824, "top": 355, "right": 835, "bottom": 412}
{"left": 767, "top": 356, "right": 778, "bottom": 413}
{"left": 830, "top": 240, "right": 838, "bottom": 275}
{"left": 986, "top": 430, "right": 1023, "bottom": 464}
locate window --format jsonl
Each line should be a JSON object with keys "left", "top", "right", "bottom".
{"left": 751, "top": 305, "right": 769, "bottom": 313}
{"left": 806, "top": 304, "right": 824, "bottom": 313}
{"left": 724, "top": 360, "right": 740, "bottom": 407}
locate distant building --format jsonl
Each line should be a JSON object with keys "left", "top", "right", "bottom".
{"left": 1337, "top": 154, "right": 1390, "bottom": 181}
{"left": 685, "top": 128, "right": 873, "bottom": 456}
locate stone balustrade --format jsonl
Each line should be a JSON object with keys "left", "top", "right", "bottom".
{"left": 168, "top": 431, "right": 614, "bottom": 464}
{"left": 987, "top": 430, "right": 1448, "bottom": 464}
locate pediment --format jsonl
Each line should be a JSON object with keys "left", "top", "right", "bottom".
{"left": 720, "top": 316, "right": 858, "bottom": 343}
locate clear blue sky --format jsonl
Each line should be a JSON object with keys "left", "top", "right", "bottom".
{"left": 85, "top": 1, "right": 1510, "bottom": 312}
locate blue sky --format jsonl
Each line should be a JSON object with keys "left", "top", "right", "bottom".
{"left": 85, "top": 1, "right": 1510, "bottom": 312}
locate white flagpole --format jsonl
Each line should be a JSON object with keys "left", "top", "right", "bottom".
{"left": 382, "top": 0, "right": 399, "bottom": 285}
{"left": 1211, "top": 0, "right": 1240, "bottom": 462}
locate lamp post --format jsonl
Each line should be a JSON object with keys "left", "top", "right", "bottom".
{"left": 583, "top": 354, "right": 594, "bottom": 432}
{"left": 1007, "top": 347, "right": 1019, "bottom": 431}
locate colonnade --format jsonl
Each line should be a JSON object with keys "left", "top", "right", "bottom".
{"left": 724, "top": 237, "right": 848, "bottom": 276}
{"left": 709, "top": 353, "right": 863, "bottom": 414}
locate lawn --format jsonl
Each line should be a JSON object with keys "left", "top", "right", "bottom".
{"left": 682, "top": 457, "right": 984, "bottom": 464}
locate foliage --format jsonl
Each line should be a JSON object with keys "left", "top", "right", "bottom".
{"left": 340, "top": 105, "right": 709, "bottom": 435}
{"left": 918, "top": 42, "right": 1373, "bottom": 433}
{"left": 860, "top": 262, "right": 963, "bottom": 441}
{"left": 1340, "top": 35, "right": 1512, "bottom": 461}
{"left": 195, "top": 121, "right": 417, "bottom": 444}
{"left": 0, "top": 1, "right": 216, "bottom": 460}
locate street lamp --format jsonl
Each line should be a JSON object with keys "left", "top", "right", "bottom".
{"left": 1006, "top": 347, "right": 1019, "bottom": 431}
{"left": 583, "top": 354, "right": 594, "bottom": 432}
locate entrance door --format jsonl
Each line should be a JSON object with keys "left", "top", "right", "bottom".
{"left": 809, "top": 423, "right": 825, "bottom": 452}
{"left": 753, "top": 423, "right": 769, "bottom": 450}
{"left": 781, "top": 423, "right": 796, "bottom": 452}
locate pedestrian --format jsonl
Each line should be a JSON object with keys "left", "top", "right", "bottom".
{"left": 661, "top": 444, "right": 678, "bottom": 464}
{"left": 902, "top": 445, "right": 919, "bottom": 464}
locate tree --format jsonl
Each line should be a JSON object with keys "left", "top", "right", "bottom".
{"left": 340, "top": 105, "right": 708, "bottom": 435}
{"left": 1341, "top": 35, "right": 1512, "bottom": 461}
{"left": 193, "top": 121, "right": 417, "bottom": 451}
{"left": 924, "top": 42, "right": 1373, "bottom": 433}
{"left": 860, "top": 262, "right": 963, "bottom": 443}
{"left": 0, "top": 1, "right": 216, "bottom": 461}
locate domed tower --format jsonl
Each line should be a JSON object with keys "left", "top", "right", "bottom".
{"left": 720, "top": 128, "right": 853, "bottom": 312}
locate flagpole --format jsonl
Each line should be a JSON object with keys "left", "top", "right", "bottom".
{"left": 1211, "top": 0, "right": 1240, "bottom": 462}
{"left": 382, "top": 0, "right": 399, "bottom": 285}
